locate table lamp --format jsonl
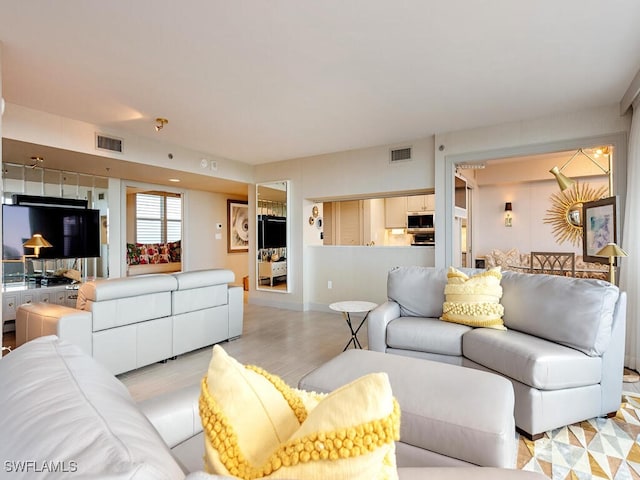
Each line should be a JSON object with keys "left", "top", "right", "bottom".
{"left": 22, "top": 233, "right": 52, "bottom": 279}
{"left": 23, "top": 233, "right": 52, "bottom": 256}
{"left": 595, "top": 242, "right": 628, "bottom": 285}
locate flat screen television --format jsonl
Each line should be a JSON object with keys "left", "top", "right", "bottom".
{"left": 257, "top": 215, "right": 287, "bottom": 249}
{"left": 2, "top": 204, "right": 101, "bottom": 260}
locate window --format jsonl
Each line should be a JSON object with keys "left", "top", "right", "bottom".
{"left": 136, "top": 192, "right": 182, "bottom": 243}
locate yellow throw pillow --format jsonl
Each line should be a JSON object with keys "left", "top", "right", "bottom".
{"left": 441, "top": 266, "right": 506, "bottom": 330}
{"left": 199, "top": 345, "right": 400, "bottom": 480}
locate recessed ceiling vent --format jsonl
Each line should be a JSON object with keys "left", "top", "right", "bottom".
{"left": 95, "top": 133, "right": 123, "bottom": 153}
{"left": 390, "top": 147, "right": 412, "bottom": 163}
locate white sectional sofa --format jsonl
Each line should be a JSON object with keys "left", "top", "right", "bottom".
{"left": 0, "top": 336, "right": 546, "bottom": 480}
{"left": 15, "top": 269, "right": 243, "bottom": 375}
{"left": 368, "top": 266, "right": 627, "bottom": 440}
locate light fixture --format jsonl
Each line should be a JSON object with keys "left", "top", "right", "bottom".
{"left": 391, "top": 228, "right": 405, "bottom": 235}
{"left": 595, "top": 242, "right": 628, "bottom": 285}
{"left": 155, "top": 117, "right": 169, "bottom": 131}
{"left": 457, "top": 163, "right": 486, "bottom": 170}
{"left": 549, "top": 147, "right": 613, "bottom": 195}
{"left": 504, "top": 202, "right": 513, "bottom": 227}
{"left": 168, "top": 178, "right": 180, "bottom": 183}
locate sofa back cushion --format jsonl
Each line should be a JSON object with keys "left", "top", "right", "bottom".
{"left": 0, "top": 336, "right": 184, "bottom": 479}
{"left": 387, "top": 266, "right": 480, "bottom": 318}
{"left": 501, "top": 271, "right": 619, "bottom": 356}
{"left": 387, "top": 266, "right": 449, "bottom": 318}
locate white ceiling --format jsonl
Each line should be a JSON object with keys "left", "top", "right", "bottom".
{"left": 1, "top": 1, "right": 640, "bottom": 167}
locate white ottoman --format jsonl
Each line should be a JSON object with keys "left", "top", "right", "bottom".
{"left": 298, "top": 349, "right": 516, "bottom": 468}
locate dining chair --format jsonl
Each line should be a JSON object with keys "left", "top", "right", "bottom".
{"left": 530, "top": 252, "right": 576, "bottom": 277}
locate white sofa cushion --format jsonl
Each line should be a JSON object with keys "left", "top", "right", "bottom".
{"left": 386, "top": 317, "right": 471, "bottom": 356}
{"left": 463, "top": 329, "right": 602, "bottom": 390}
{"left": 0, "top": 336, "right": 184, "bottom": 479}
{"left": 500, "top": 271, "right": 619, "bottom": 356}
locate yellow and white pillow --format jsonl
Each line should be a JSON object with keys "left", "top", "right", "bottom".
{"left": 441, "top": 266, "right": 506, "bottom": 330}
{"left": 199, "top": 345, "right": 400, "bottom": 480}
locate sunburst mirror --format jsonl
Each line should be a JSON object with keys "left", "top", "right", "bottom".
{"left": 543, "top": 182, "right": 608, "bottom": 246}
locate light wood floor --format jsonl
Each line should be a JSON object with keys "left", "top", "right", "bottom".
{"left": 6, "top": 304, "right": 640, "bottom": 398}
{"left": 118, "top": 303, "right": 365, "bottom": 402}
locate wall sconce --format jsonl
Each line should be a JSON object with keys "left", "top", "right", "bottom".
{"left": 549, "top": 147, "right": 613, "bottom": 195}
{"left": 504, "top": 202, "right": 513, "bottom": 227}
{"left": 155, "top": 117, "right": 169, "bottom": 131}
{"left": 595, "top": 242, "right": 628, "bottom": 284}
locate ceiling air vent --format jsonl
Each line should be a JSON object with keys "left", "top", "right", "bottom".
{"left": 390, "top": 147, "right": 412, "bottom": 163}
{"left": 96, "top": 133, "right": 123, "bottom": 153}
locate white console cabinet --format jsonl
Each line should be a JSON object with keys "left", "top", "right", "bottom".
{"left": 2, "top": 284, "right": 78, "bottom": 331}
{"left": 258, "top": 261, "right": 287, "bottom": 287}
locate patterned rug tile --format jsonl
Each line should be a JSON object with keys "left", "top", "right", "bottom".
{"left": 518, "top": 393, "right": 640, "bottom": 479}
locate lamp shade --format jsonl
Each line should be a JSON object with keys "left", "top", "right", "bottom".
{"left": 595, "top": 242, "right": 628, "bottom": 258}
{"left": 504, "top": 202, "right": 512, "bottom": 212}
{"left": 549, "top": 166, "right": 576, "bottom": 191}
{"left": 23, "top": 233, "right": 52, "bottom": 256}
{"left": 23, "top": 233, "right": 52, "bottom": 249}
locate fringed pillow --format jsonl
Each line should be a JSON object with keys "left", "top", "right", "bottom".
{"left": 441, "top": 266, "right": 506, "bottom": 330}
{"left": 199, "top": 345, "right": 400, "bottom": 480}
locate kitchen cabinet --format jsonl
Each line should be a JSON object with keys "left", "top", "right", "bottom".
{"left": 385, "top": 197, "right": 407, "bottom": 228}
{"left": 407, "top": 194, "right": 434, "bottom": 212}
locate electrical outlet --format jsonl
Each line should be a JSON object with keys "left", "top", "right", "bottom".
{"left": 211, "top": 160, "right": 218, "bottom": 172}
{"left": 327, "top": 280, "right": 332, "bottom": 289}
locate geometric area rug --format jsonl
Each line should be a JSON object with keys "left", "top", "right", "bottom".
{"left": 517, "top": 392, "right": 640, "bottom": 479}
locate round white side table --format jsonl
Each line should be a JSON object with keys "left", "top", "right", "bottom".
{"left": 329, "top": 301, "right": 378, "bottom": 351}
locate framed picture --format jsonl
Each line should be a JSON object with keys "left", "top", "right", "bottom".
{"left": 582, "top": 196, "right": 617, "bottom": 264}
{"left": 228, "top": 200, "right": 249, "bottom": 253}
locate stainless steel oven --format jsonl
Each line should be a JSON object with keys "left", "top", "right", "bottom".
{"left": 412, "top": 232, "right": 435, "bottom": 246}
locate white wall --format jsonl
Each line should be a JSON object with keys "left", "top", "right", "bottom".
{"left": 475, "top": 178, "right": 608, "bottom": 256}
{"left": 306, "top": 246, "right": 435, "bottom": 310}
{"left": 3, "top": 103, "right": 253, "bottom": 184}
{"left": 183, "top": 190, "right": 248, "bottom": 283}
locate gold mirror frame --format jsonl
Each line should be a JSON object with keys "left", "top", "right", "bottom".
{"left": 543, "top": 182, "right": 608, "bottom": 246}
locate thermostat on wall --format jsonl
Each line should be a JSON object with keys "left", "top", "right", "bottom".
{"left": 216, "top": 223, "right": 223, "bottom": 230}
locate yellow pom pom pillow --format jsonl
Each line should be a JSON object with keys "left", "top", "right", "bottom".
{"left": 441, "top": 266, "right": 506, "bottom": 330}
{"left": 199, "top": 345, "right": 400, "bottom": 480}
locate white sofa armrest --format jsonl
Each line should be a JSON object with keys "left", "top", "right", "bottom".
{"left": 16, "top": 303, "right": 92, "bottom": 355}
{"left": 600, "top": 291, "right": 627, "bottom": 415}
{"left": 228, "top": 285, "right": 244, "bottom": 338}
{"left": 367, "top": 301, "right": 400, "bottom": 352}
{"left": 138, "top": 383, "right": 202, "bottom": 449}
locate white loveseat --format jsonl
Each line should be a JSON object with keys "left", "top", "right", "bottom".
{"left": 368, "top": 266, "right": 627, "bottom": 439}
{"left": 15, "top": 269, "right": 243, "bottom": 375}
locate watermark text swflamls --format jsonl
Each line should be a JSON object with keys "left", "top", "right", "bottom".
{"left": 4, "top": 460, "right": 78, "bottom": 473}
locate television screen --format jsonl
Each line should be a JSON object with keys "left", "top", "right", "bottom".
{"left": 257, "top": 215, "right": 287, "bottom": 249}
{"left": 2, "top": 204, "right": 101, "bottom": 260}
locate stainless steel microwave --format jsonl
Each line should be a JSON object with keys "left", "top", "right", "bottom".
{"left": 407, "top": 212, "right": 434, "bottom": 232}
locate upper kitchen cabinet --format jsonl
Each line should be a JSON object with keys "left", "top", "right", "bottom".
{"left": 384, "top": 196, "right": 407, "bottom": 228}
{"left": 407, "top": 194, "right": 434, "bottom": 212}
